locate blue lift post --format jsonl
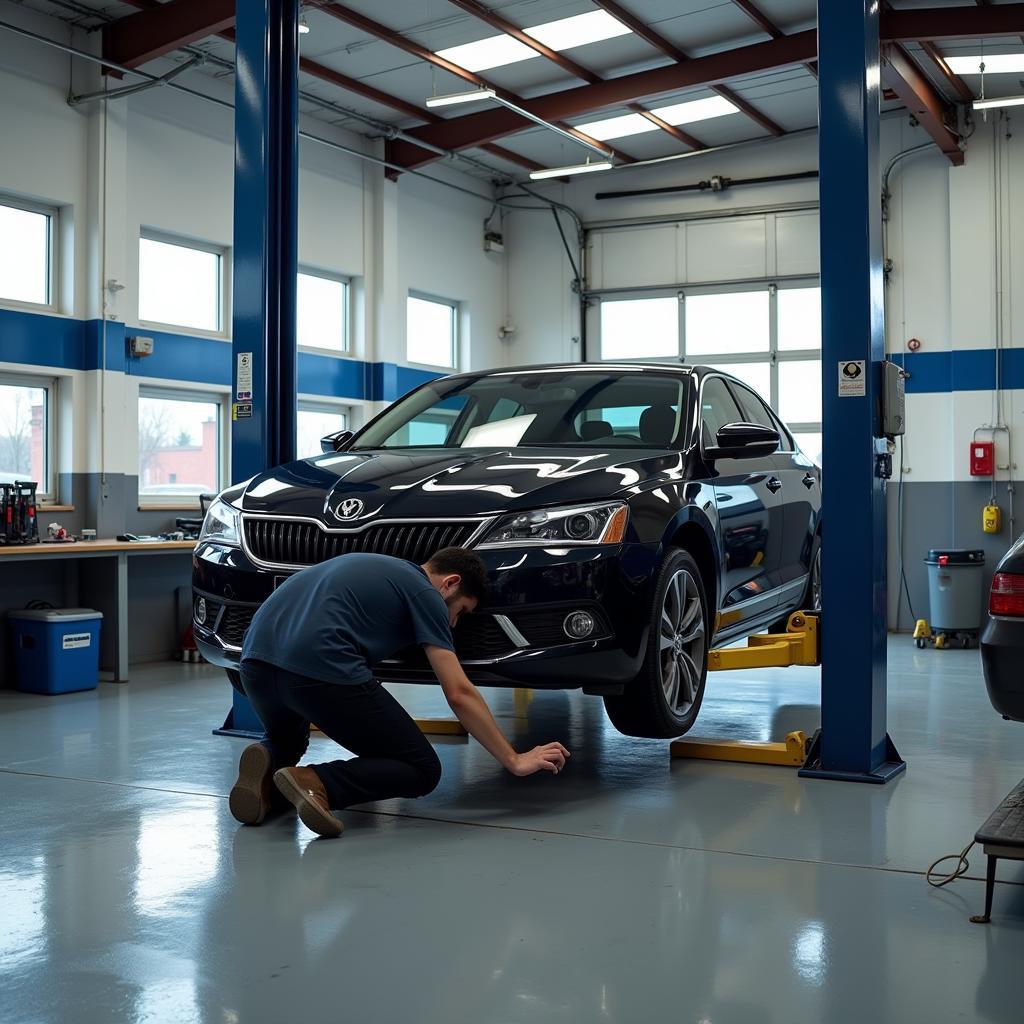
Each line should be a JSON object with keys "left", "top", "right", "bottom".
{"left": 799, "top": 0, "right": 905, "bottom": 783}
{"left": 215, "top": 0, "right": 300, "bottom": 738}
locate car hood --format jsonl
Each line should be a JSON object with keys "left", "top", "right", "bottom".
{"left": 228, "top": 447, "right": 686, "bottom": 522}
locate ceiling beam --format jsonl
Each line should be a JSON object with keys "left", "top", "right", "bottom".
{"left": 916, "top": 41, "right": 974, "bottom": 105}
{"left": 387, "top": 30, "right": 816, "bottom": 168}
{"left": 728, "top": 0, "right": 819, "bottom": 78}
{"left": 103, "top": 0, "right": 235, "bottom": 70}
{"left": 446, "top": 0, "right": 709, "bottom": 152}
{"left": 590, "top": 0, "right": 784, "bottom": 136}
{"left": 882, "top": 43, "right": 964, "bottom": 165}
{"left": 313, "top": 2, "right": 637, "bottom": 162}
{"left": 974, "top": 0, "right": 1024, "bottom": 48}
{"left": 881, "top": 4, "right": 1024, "bottom": 42}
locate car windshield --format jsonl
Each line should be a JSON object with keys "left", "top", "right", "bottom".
{"left": 352, "top": 370, "right": 691, "bottom": 450}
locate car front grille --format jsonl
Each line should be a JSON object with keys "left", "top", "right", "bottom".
{"left": 391, "top": 616, "right": 517, "bottom": 667}
{"left": 243, "top": 517, "right": 481, "bottom": 568}
{"left": 219, "top": 606, "right": 257, "bottom": 648}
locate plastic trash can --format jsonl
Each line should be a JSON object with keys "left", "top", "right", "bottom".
{"left": 8, "top": 608, "right": 103, "bottom": 694}
{"left": 925, "top": 549, "right": 986, "bottom": 631}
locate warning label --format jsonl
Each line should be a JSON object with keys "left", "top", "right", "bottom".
{"left": 237, "top": 352, "right": 253, "bottom": 401}
{"left": 233, "top": 402, "right": 253, "bottom": 420}
{"left": 62, "top": 632, "right": 92, "bottom": 650}
{"left": 838, "top": 360, "right": 866, "bottom": 397}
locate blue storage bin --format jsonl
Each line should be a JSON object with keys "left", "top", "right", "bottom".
{"left": 8, "top": 608, "right": 103, "bottom": 695}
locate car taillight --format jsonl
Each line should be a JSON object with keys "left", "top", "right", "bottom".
{"left": 989, "top": 573, "right": 1024, "bottom": 616}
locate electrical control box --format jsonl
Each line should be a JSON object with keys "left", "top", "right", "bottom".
{"left": 129, "top": 335, "right": 154, "bottom": 358}
{"left": 881, "top": 360, "right": 906, "bottom": 437}
{"left": 971, "top": 441, "right": 995, "bottom": 477}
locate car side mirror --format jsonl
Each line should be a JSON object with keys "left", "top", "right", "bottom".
{"left": 705, "top": 422, "right": 780, "bottom": 461}
{"left": 320, "top": 429, "right": 354, "bottom": 454}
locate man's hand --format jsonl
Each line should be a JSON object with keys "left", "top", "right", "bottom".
{"left": 509, "top": 742, "right": 571, "bottom": 777}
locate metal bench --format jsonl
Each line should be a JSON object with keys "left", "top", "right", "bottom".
{"left": 971, "top": 778, "right": 1024, "bottom": 924}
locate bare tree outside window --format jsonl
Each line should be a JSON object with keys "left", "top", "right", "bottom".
{"left": 0, "top": 383, "right": 46, "bottom": 485}
{"left": 138, "top": 393, "right": 220, "bottom": 496}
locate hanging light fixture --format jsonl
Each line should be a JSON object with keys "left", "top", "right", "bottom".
{"left": 299, "top": 15, "right": 311, "bottom": 35}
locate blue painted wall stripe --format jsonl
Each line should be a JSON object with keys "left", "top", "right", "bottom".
{"left": 0, "top": 308, "right": 443, "bottom": 400}
{"left": 893, "top": 349, "right": 1024, "bottom": 394}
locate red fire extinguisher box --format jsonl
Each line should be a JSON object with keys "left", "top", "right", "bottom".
{"left": 971, "top": 441, "right": 995, "bottom": 477}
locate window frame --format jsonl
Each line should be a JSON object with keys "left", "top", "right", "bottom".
{"left": 137, "top": 385, "right": 228, "bottom": 508}
{"left": 589, "top": 277, "right": 822, "bottom": 445}
{"left": 296, "top": 399, "right": 352, "bottom": 459}
{"left": 297, "top": 266, "right": 352, "bottom": 357}
{"left": 406, "top": 290, "right": 459, "bottom": 371}
{"left": 0, "top": 371, "right": 58, "bottom": 501}
{"left": 137, "top": 229, "right": 228, "bottom": 338}
{"left": 0, "top": 195, "right": 58, "bottom": 313}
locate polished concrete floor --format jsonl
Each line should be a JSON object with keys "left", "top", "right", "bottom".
{"left": 2, "top": 641, "right": 1023, "bottom": 1024}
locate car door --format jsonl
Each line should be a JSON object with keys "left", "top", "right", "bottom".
{"left": 700, "top": 376, "right": 785, "bottom": 628}
{"left": 730, "top": 381, "right": 819, "bottom": 608}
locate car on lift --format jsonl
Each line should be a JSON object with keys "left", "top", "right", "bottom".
{"left": 981, "top": 535, "right": 1024, "bottom": 722}
{"left": 192, "top": 364, "right": 821, "bottom": 739}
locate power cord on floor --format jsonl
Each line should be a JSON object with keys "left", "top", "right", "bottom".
{"left": 926, "top": 840, "right": 976, "bottom": 888}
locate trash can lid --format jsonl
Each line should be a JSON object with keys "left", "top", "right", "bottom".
{"left": 925, "top": 549, "right": 985, "bottom": 566}
{"left": 7, "top": 607, "right": 103, "bottom": 623}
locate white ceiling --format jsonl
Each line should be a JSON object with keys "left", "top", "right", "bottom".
{"left": 6, "top": 0, "right": 1023, "bottom": 178}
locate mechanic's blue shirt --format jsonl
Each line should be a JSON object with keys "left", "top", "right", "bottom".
{"left": 241, "top": 553, "right": 454, "bottom": 684}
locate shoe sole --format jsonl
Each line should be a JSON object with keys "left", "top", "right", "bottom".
{"left": 229, "top": 743, "right": 273, "bottom": 825}
{"left": 273, "top": 769, "right": 343, "bottom": 838}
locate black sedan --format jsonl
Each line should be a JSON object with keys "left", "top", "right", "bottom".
{"left": 193, "top": 364, "right": 821, "bottom": 738}
{"left": 981, "top": 534, "right": 1024, "bottom": 721}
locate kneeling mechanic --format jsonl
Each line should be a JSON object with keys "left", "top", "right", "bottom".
{"left": 229, "top": 546, "right": 570, "bottom": 838}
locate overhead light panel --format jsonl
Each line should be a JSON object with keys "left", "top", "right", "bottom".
{"left": 425, "top": 88, "right": 496, "bottom": 108}
{"left": 973, "top": 94, "right": 1024, "bottom": 110}
{"left": 437, "top": 9, "right": 630, "bottom": 73}
{"left": 575, "top": 95, "right": 739, "bottom": 142}
{"left": 946, "top": 54, "right": 1024, "bottom": 75}
{"left": 299, "top": 15, "right": 310, "bottom": 34}
{"left": 529, "top": 160, "right": 614, "bottom": 181}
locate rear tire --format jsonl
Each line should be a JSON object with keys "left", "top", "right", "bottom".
{"left": 603, "top": 548, "right": 710, "bottom": 739}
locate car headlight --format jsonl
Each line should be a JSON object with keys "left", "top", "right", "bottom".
{"left": 476, "top": 502, "right": 629, "bottom": 549}
{"left": 198, "top": 497, "right": 241, "bottom": 546}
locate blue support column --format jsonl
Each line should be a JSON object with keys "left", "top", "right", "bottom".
{"left": 231, "top": 0, "right": 299, "bottom": 480}
{"left": 216, "top": 0, "right": 299, "bottom": 740}
{"left": 799, "top": 0, "right": 905, "bottom": 783}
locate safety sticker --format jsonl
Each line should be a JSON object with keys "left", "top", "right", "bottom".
{"left": 233, "top": 402, "right": 253, "bottom": 420}
{"left": 62, "top": 633, "right": 91, "bottom": 650}
{"left": 838, "top": 360, "right": 866, "bottom": 397}
{"left": 237, "top": 352, "right": 253, "bottom": 401}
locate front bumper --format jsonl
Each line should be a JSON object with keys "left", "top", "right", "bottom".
{"left": 980, "top": 615, "right": 1024, "bottom": 721}
{"left": 192, "top": 540, "right": 660, "bottom": 693}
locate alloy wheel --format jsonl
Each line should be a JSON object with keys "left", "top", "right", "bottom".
{"left": 659, "top": 569, "right": 706, "bottom": 715}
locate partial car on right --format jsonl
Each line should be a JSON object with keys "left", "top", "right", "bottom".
{"left": 980, "top": 533, "right": 1024, "bottom": 721}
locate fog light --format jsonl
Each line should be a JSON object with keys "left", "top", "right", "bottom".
{"left": 564, "top": 610, "right": 595, "bottom": 639}
{"left": 195, "top": 597, "right": 207, "bottom": 625}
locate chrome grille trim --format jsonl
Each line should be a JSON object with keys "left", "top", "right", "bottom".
{"left": 240, "top": 513, "right": 493, "bottom": 571}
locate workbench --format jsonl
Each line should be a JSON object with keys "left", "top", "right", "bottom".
{"left": 0, "top": 539, "right": 196, "bottom": 682}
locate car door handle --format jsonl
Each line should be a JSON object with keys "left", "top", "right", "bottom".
{"left": 802, "top": 473, "right": 817, "bottom": 489}
{"left": 767, "top": 477, "right": 783, "bottom": 494}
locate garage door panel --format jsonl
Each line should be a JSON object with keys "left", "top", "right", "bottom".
{"left": 685, "top": 218, "right": 767, "bottom": 282}
{"left": 594, "top": 224, "right": 679, "bottom": 290}
{"left": 776, "top": 213, "right": 820, "bottom": 277}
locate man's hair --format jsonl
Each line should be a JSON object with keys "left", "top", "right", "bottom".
{"left": 426, "top": 547, "right": 488, "bottom": 603}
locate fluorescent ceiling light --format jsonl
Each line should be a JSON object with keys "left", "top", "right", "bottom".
{"left": 576, "top": 95, "right": 739, "bottom": 142}
{"left": 425, "top": 88, "right": 496, "bottom": 108}
{"left": 973, "top": 94, "right": 1024, "bottom": 110}
{"left": 299, "top": 15, "right": 310, "bottom": 34}
{"left": 529, "top": 160, "right": 613, "bottom": 181}
{"left": 437, "top": 9, "right": 630, "bottom": 73}
{"left": 947, "top": 54, "right": 1024, "bottom": 75}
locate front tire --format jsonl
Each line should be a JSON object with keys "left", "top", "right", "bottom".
{"left": 603, "top": 548, "right": 710, "bottom": 739}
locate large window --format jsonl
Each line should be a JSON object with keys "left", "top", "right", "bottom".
{"left": 298, "top": 271, "right": 349, "bottom": 353}
{"left": 0, "top": 199, "right": 54, "bottom": 308}
{"left": 407, "top": 294, "right": 457, "bottom": 368}
{"left": 593, "top": 283, "right": 822, "bottom": 462}
{"left": 139, "top": 234, "right": 223, "bottom": 333}
{"left": 0, "top": 376, "right": 54, "bottom": 498}
{"left": 297, "top": 403, "right": 349, "bottom": 459}
{"left": 138, "top": 389, "right": 223, "bottom": 501}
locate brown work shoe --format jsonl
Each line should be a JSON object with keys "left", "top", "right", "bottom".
{"left": 229, "top": 742, "right": 274, "bottom": 825}
{"left": 273, "top": 766, "right": 343, "bottom": 838}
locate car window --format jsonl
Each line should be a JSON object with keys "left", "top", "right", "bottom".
{"left": 730, "top": 381, "right": 784, "bottom": 454}
{"left": 700, "top": 377, "right": 744, "bottom": 445}
{"left": 377, "top": 396, "right": 469, "bottom": 447}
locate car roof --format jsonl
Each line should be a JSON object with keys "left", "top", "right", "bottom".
{"left": 441, "top": 363, "right": 724, "bottom": 381}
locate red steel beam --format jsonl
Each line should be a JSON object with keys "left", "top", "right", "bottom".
{"left": 882, "top": 43, "right": 963, "bottom": 165}
{"left": 881, "top": 4, "right": 1024, "bottom": 41}
{"left": 387, "top": 30, "right": 816, "bottom": 168}
{"left": 103, "top": 0, "right": 235, "bottom": 70}
{"left": 591, "top": 0, "right": 784, "bottom": 136}
{"left": 917, "top": 40, "right": 974, "bottom": 104}
{"left": 975, "top": 0, "right": 1024, "bottom": 47}
{"left": 313, "top": 2, "right": 635, "bottom": 161}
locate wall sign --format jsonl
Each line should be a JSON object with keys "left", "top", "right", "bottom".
{"left": 838, "top": 360, "right": 866, "bottom": 397}
{"left": 237, "top": 352, "right": 253, "bottom": 401}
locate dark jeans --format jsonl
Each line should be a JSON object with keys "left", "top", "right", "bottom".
{"left": 239, "top": 659, "right": 442, "bottom": 810}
